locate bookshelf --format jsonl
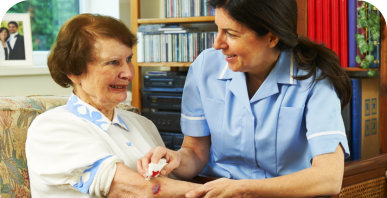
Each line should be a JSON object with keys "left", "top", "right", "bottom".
{"left": 130, "top": 0, "right": 386, "bottom": 155}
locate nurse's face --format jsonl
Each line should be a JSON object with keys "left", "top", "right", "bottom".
{"left": 213, "top": 8, "right": 279, "bottom": 76}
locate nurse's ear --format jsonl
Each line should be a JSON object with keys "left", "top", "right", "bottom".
{"left": 267, "top": 32, "right": 279, "bottom": 48}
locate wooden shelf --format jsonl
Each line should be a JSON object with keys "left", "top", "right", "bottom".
{"left": 138, "top": 62, "right": 191, "bottom": 67}
{"left": 345, "top": 67, "right": 380, "bottom": 78}
{"left": 138, "top": 16, "right": 215, "bottom": 24}
{"left": 344, "top": 67, "right": 376, "bottom": 72}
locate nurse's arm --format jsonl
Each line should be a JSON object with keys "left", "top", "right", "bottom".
{"left": 237, "top": 144, "right": 345, "bottom": 197}
{"left": 108, "top": 162, "right": 201, "bottom": 197}
{"left": 187, "top": 144, "right": 344, "bottom": 197}
{"left": 173, "top": 135, "right": 211, "bottom": 180}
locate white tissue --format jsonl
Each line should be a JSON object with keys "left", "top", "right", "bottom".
{"left": 145, "top": 158, "right": 167, "bottom": 180}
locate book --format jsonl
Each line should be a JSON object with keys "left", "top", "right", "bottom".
{"left": 350, "top": 78, "right": 380, "bottom": 161}
{"left": 342, "top": 102, "right": 352, "bottom": 161}
{"left": 360, "top": 78, "right": 380, "bottom": 159}
{"left": 339, "top": 0, "right": 349, "bottom": 67}
{"left": 315, "top": 0, "right": 323, "bottom": 44}
{"left": 351, "top": 78, "right": 362, "bottom": 160}
{"left": 137, "top": 32, "right": 144, "bottom": 62}
{"left": 322, "top": 0, "right": 331, "bottom": 48}
{"left": 331, "top": 0, "right": 341, "bottom": 58}
{"left": 348, "top": 0, "right": 357, "bottom": 67}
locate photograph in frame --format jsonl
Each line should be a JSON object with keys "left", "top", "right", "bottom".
{"left": 0, "top": 13, "right": 33, "bottom": 66}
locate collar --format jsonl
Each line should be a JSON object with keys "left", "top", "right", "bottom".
{"left": 217, "top": 50, "right": 296, "bottom": 85}
{"left": 216, "top": 50, "right": 296, "bottom": 102}
{"left": 66, "top": 93, "right": 129, "bottom": 132}
{"left": 9, "top": 33, "right": 18, "bottom": 38}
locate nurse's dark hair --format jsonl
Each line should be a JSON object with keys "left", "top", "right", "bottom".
{"left": 209, "top": 0, "right": 352, "bottom": 108}
{"left": 47, "top": 13, "right": 137, "bottom": 88}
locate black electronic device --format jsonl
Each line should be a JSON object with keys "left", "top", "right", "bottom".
{"left": 141, "top": 71, "right": 187, "bottom": 133}
{"left": 142, "top": 111, "right": 181, "bottom": 132}
{"left": 160, "top": 132, "right": 184, "bottom": 150}
{"left": 142, "top": 91, "right": 182, "bottom": 111}
{"left": 144, "top": 71, "right": 187, "bottom": 89}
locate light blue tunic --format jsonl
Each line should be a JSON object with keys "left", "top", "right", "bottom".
{"left": 181, "top": 48, "right": 350, "bottom": 179}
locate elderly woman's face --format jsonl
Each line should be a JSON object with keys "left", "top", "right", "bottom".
{"left": 70, "top": 38, "right": 134, "bottom": 112}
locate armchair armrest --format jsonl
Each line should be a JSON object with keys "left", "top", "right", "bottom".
{"left": 332, "top": 153, "right": 387, "bottom": 198}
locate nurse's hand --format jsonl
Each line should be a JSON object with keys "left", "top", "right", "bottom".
{"left": 137, "top": 146, "right": 181, "bottom": 177}
{"left": 185, "top": 178, "right": 242, "bottom": 198}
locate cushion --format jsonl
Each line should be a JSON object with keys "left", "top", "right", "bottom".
{"left": 0, "top": 95, "right": 139, "bottom": 197}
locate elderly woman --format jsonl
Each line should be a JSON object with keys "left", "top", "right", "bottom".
{"left": 25, "top": 14, "right": 200, "bottom": 197}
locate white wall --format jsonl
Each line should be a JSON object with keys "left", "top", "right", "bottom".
{"left": 0, "top": 67, "right": 71, "bottom": 96}
{"left": 80, "top": 0, "right": 120, "bottom": 19}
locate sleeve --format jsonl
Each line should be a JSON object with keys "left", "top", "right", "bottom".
{"left": 26, "top": 111, "right": 121, "bottom": 196}
{"left": 305, "top": 78, "right": 350, "bottom": 158}
{"left": 180, "top": 51, "right": 210, "bottom": 137}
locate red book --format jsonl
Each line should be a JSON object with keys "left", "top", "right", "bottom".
{"left": 315, "top": 0, "right": 324, "bottom": 44}
{"left": 331, "top": 0, "right": 340, "bottom": 57}
{"left": 322, "top": 0, "right": 331, "bottom": 48}
{"left": 339, "top": 0, "right": 348, "bottom": 67}
{"left": 307, "top": 0, "right": 316, "bottom": 41}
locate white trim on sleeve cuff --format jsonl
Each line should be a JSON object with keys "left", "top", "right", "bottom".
{"left": 307, "top": 131, "right": 347, "bottom": 140}
{"left": 181, "top": 113, "right": 206, "bottom": 120}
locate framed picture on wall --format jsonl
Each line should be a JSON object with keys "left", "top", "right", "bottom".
{"left": 0, "top": 13, "right": 33, "bottom": 66}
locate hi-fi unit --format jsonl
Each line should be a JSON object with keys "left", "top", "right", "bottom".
{"left": 142, "top": 110, "right": 181, "bottom": 132}
{"left": 144, "top": 71, "right": 187, "bottom": 88}
{"left": 141, "top": 71, "right": 187, "bottom": 133}
{"left": 142, "top": 88, "right": 182, "bottom": 111}
{"left": 160, "top": 132, "right": 184, "bottom": 150}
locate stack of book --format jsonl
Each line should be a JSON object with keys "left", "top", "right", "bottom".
{"left": 137, "top": 24, "right": 216, "bottom": 63}
{"left": 162, "top": 0, "right": 215, "bottom": 18}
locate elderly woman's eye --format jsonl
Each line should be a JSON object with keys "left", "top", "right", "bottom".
{"left": 107, "top": 60, "right": 120, "bottom": 65}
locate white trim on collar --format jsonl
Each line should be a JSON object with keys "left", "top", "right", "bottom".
{"left": 218, "top": 62, "right": 229, "bottom": 79}
{"left": 290, "top": 52, "right": 294, "bottom": 84}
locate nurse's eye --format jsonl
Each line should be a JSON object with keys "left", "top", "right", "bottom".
{"left": 226, "top": 32, "right": 237, "bottom": 38}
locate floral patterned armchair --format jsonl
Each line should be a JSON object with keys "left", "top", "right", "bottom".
{"left": 0, "top": 95, "right": 139, "bottom": 198}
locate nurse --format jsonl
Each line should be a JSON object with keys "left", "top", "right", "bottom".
{"left": 138, "top": 0, "right": 352, "bottom": 197}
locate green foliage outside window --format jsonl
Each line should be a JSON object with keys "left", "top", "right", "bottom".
{"left": 7, "top": 0, "right": 79, "bottom": 51}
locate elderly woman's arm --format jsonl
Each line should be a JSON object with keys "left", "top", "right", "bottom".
{"left": 108, "top": 162, "right": 201, "bottom": 197}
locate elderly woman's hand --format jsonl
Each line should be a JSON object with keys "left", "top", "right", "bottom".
{"left": 137, "top": 146, "right": 182, "bottom": 178}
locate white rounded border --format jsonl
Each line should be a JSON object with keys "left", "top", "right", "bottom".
{"left": 364, "top": 0, "right": 386, "bottom": 24}
{"left": 0, "top": 0, "right": 25, "bottom": 22}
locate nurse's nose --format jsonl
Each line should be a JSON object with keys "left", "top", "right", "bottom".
{"left": 213, "top": 32, "right": 228, "bottom": 50}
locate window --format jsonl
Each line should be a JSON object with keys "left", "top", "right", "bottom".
{"left": 7, "top": 0, "right": 79, "bottom": 51}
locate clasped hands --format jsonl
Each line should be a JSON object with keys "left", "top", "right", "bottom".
{"left": 136, "top": 146, "right": 242, "bottom": 198}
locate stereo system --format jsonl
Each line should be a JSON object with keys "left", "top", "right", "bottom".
{"left": 141, "top": 71, "right": 187, "bottom": 150}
